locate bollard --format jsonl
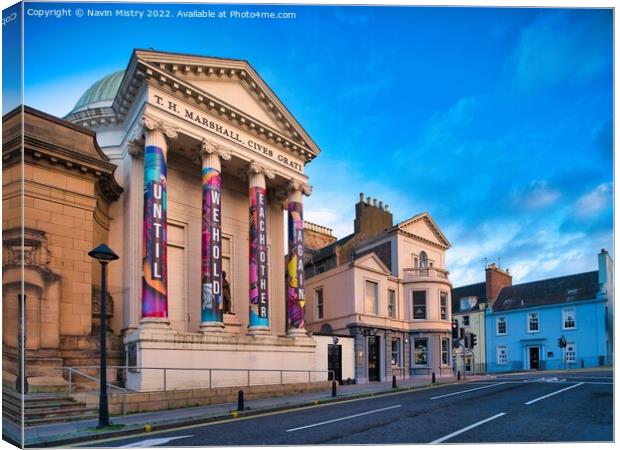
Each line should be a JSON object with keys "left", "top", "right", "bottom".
{"left": 237, "top": 390, "right": 245, "bottom": 412}
{"left": 331, "top": 380, "right": 337, "bottom": 397}
{"left": 144, "top": 424, "right": 152, "bottom": 433}
{"left": 432, "top": 372, "right": 436, "bottom": 384}
{"left": 392, "top": 375, "right": 397, "bottom": 389}
{"left": 457, "top": 370, "right": 461, "bottom": 381}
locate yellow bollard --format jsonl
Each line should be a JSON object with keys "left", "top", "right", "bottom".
{"left": 231, "top": 411, "right": 239, "bottom": 418}
{"left": 144, "top": 424, "right": 152, "bottom": 432}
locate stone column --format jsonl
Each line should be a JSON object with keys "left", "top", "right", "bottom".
{"left": 246, "top": 162, "right": 274, "bottom": 335}
{"left": 199, "top": 140, "right": 231, "bottom": 333}
{"left": 286, "top": 180, "right": 312, "bottom": 337}
{"left": 140, "top": 116, "right": 177, "bottom": 326}
{"left": 126, "top": 142, "right": 144, "bottom": 332}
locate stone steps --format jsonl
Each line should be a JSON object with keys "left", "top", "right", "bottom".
{"left": 2, "top": 389, "right": 98, "bottom": 427}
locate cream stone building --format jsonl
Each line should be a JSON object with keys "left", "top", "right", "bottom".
{"left": 305, "top": 194, "right": 454, "bottom": 383}
{"left": 3, "top": 49, "right": 339, "bottom": 394}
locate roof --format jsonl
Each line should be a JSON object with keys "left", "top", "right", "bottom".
{"left": 492, "top": 271, "right": 600, "bottom": 312}
{"left": 309, "top": 233, "right": 355, "bottom": 263}
{"left": 451, "top": 282, "right": 487, "bottom": 314}
{"left": 69, "top": 70, "right": 124, "bottom": 115}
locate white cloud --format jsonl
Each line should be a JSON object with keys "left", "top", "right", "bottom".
{"left": 574, "top": 182, "right": 613, "bottom": 218}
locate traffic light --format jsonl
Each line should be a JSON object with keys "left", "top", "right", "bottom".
{"left": 558, "top": 336, "right": 567, "bottom": 348}
{"left": 452, "top": 320, "right": 459, "bottom": 339}
{"left": 470, "top": 333, "right": 477, "bottom": 348}
{"left": 463, "top": 334, "right": 470, "bottom": 349}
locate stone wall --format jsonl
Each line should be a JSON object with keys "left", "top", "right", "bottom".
{"left": 78, "top": 381, "right": 331, "bottom": 415}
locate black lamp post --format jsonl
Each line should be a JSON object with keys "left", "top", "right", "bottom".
{"left": 88, "top": 243, "right": 119, "bottom": 428}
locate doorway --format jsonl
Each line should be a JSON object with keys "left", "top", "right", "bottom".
{"left": 368, "top": 335, "right": 381, "bottom": 382}
{"left": 327, "top": 344, "right": 342, "bottom": 382}
{"left": 528, "top": 346, "right": 540, "bottom": 370}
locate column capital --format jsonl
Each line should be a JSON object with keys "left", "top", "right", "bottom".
{"left": 237, "top": 161, "right": 276, "bottom": 182}
{"left": 287, "top": 180, "right": 312, "bottom": 196}
{"left": 199, "top": 139, "right": 232, "bottom": 162}
{"left": 140, "top": 114, "right": 179, "bottom": 140}
{"left": 128, "top": 141, "right": 144, "bottom": 159}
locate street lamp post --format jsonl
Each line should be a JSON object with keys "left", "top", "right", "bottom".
{"left": 88, "top": 244, "right": 119, "bottom": 429}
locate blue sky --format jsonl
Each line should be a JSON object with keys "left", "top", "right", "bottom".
{"left": 20, "top": 3, "right": 613, "bottom": 286}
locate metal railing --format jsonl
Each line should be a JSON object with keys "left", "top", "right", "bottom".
{"left": 57, "top": 367, "right": 130, "bottom": 415}
{"left": 61, "top": 365, "right": 335, "bottom": 392}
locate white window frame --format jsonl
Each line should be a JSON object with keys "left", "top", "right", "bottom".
{"left": 441, "top": 338, "right": 450, "bottom": 365}
{"left": 388, "top": 289, "right": 397, "bottom": 319}
{"left": 562, "top": 308, "right": 576, "bottom": 330}
{"left": 564, "top": 342, "right": 576, "bottom": 364}
{"left": 364, "top": 279, "right": 379, "bottom": 315}
{"left": 497, "top": 345, "right": 508, "bottom": 365}
{"left": 315, "top": 288, "right": 324, "bottom": 320}
{"left": 440, "top": 291, "right": 448, "bottom": 321}
{"left": 411, "top": 290, "right": 427, "bottom": 320}
{"left": 391, "top": 337, "right": 401, "bottom": 366}
{"left": 527, "top": 312, "right": 540, "bottom": 333}
{"left": 496, "top": 316, "right": 507, "bottom": 335}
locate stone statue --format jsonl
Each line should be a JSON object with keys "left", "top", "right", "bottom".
{"left": 222, "top": 271, "right": 232, "bottom": 314}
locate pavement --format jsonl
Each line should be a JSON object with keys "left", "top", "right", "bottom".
{"left": 3, "top": 373, "right": 480, "bottom": 448}
{"left": 68, "top": 368, "right": 612, "bottom": 447}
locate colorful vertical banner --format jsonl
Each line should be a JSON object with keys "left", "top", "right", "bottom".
{"left": 287, "top": 201, "right": 305, "bottom": 329}
{"left": 142, "top": 145, "right": 168, "bottom": 318}
{"left": 201, "top": 167, "right": 223, "bottom": 323}
{"left": 249, "top": 186, "right": 269, "bottom": 328}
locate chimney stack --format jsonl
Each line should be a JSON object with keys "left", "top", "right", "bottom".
{"left": 354, "top": 193, "right": 393, "bottom": 237}
{"left": 485, "top": 263, "right": 512, "bottom": 303}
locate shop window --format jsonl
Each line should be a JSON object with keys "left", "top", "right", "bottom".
{"left": 414, "top": 338, "right": 428, "bottom": 365}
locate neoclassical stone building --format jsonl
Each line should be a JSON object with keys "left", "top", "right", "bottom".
{"left": 4, "top": 49, "right": 328, "bottom": 391}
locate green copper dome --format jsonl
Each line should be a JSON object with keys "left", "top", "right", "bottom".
{"left": 70, "top": 70, "right": 124, "bottom": 113}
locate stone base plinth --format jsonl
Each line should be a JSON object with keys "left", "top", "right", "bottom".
{"left": 123, "top": 329, "right": 323, "bottom": 392}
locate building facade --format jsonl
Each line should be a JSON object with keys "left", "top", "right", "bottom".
{"left": 305, "top": 194, "right": 453, "bottom": 383}
{"left": 451, "top": 264, "right": 512, "bottom": 374}
{"left": 484, "top": 250, "right": 613, "bottom": 373}
{"left": 3, "top": 49, "right": 337, "bottom": 392}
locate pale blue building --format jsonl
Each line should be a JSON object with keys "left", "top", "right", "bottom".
{"left": 484, "top": 250, "right": 613, "bottom": 373}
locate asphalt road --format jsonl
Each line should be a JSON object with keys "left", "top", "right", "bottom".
{"left": 79, "top": 369, "right": 613, "bottom": 447}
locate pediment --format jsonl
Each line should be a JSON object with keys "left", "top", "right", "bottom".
{"left": 129, "top": 49, "right": 319, "bottom": 158}
{"left": 397, "top": 213, "right": 451, "bottom": 249}
{"left": 354, "top": 252, "right": 391, "bottom": 275}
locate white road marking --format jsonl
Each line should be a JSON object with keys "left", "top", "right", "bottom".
{"left": 430, "top": 412, "right": 507, "bottom": 444}
{"left": 119, "top": 435, "right": 193, "bottom": 447}
{"left": 524, "top": 382, "right": 585, "bottom": 405}
{"left": 285, "top": 405, "right": 402, "bottom": 432}
{"left": 430, "top": 382, "right": 507, "bottom": 400}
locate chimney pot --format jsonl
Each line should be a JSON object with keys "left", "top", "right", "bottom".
{"left": 359, "top": 192, "right": 364, "bottom": 202}
{"left": 366, "top": 196, "right": 371, "bottom": 204}
{"left": 372, "top": 198, "right": 377, "bottom": 207}
{"left": 385, "top": 205, "right": 389, "bottom": 211}
{"left": 379, "top": 201, "right": 383, "bottom": 209}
